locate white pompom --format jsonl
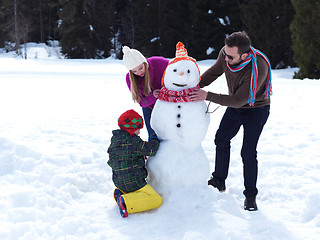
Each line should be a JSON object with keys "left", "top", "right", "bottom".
{"left": 122, "top": 46, "right": 130, "bottom": 54}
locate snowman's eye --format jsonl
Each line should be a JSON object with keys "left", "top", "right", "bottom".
{"left": 173, "top": 69, "right": 177, "bottom": 72}
{"left": 187, "top": 70, "right": 190, "bottom": 73}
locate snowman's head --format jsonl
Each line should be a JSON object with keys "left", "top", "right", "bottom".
{"left": 163, "top": 60, "right": 200, "bottom": 91}
{"left": 162, "top": 42, "right": 200, "bottom": 91}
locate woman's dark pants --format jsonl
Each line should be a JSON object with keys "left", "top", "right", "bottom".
{"left": 142, "top": 107, "right": 156, "bottom": 141}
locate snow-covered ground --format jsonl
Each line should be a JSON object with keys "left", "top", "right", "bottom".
{"left": 0, "top": 45, "right": 320, "bottom": 240}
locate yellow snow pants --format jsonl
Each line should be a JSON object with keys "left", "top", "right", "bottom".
{"left": 118, "top": 184, "right": 163, "bottom": 214}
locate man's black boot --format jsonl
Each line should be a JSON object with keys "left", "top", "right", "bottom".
{"left": 244, "top": 196, "right": 258, "bottom": 211}
{"left": 208, "top": 176, "right": 226, "bottom": 192}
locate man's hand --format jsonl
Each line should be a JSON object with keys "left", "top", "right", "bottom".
{"left": 189, "top": 89, "right": 208, "bottom": 101}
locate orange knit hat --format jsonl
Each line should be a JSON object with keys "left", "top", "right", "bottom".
{"left": 161, "top": 42, "right": 201, "bottom": 86}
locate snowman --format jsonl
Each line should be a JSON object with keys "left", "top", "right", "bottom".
{"left": 147, "top": 42, "right": 210, "bottom": 198}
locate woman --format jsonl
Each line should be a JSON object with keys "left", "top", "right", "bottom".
{"left": 122, "top": 46, "right": 169, "bottom": 140}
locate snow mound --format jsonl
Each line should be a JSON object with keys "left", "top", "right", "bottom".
{"left": 0, "top": 41, "right": 63, "bottom": 59}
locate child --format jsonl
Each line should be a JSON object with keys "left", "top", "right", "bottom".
{"left": 107, "top": 109, "right": 163, "bottom": 218}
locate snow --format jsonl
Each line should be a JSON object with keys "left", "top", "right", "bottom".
{"left": 0, "top": 44, "right": 320, "bottom": 240}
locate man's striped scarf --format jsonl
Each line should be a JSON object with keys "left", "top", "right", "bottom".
{"left": 227, "top": 46, "right": 272, "bottom": 106}
{"left": 158, "top": 86, "right": 199, "bottom": 102}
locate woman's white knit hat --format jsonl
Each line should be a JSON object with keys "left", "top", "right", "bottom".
{"left": 122, "top": 46, "right": 147, "bottom": 71}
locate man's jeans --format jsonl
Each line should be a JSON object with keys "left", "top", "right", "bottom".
{"left": 212, "top": 105, "right": 270, "bottom": 197}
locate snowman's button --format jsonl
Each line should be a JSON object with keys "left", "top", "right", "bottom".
{"left": 177, "top": 123, "right": 181, "bottom": 128}
{"left": 178, "top": 105, "right": 181, "bottom": 108}
{"left": 177, "top": 114, "right": 181, "bottom": 118}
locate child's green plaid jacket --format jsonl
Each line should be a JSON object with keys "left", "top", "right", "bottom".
{"left": 107, "top": 129, "right": 159, "bottom": 193}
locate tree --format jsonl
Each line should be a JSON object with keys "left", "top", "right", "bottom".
{"left": 141, "top": 0, "right": 229, "bottom": 60}
{"left": 160, "top": 0, "right": 192, "bottom": 57}
{"left": 0, "top": 0, "right": 32, "bottom": 55}
{"left": 240, "top": 0, "right": 295, "bottom": 69}
{"left": 31, "top": 0, "right": 60, "bottom": 43}
{"left": 186, "top": 0, "right": 244, "bottom": 60}
{"left": 0, "top": 0, "right": 11, "bottom": 48}
{"left": 57, "top": 0, "right": 114, "bottom": 58}
{"left": 115, "top": 0, "right": 243, "bottom": 60}
{"left": 111, "top": 0, "right": 151, "bottom": 58}
{"left": 0, "top": 0, "right": 59, "bottom": 55}
{"left": 290, "top": 0, "right": 320, "bottom": 79}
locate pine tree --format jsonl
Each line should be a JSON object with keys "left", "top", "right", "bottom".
{"left": 186, "top": 0, "right": 242, "bottom": 60}
{"left": 160, "top": 0, "right": 192, "bottom": 57}
{"left": 136, "top": 0, "right": 163, "bottom": 57}
{"left": 58, "top": 0, "right": 114, "bottom": 58}
{"left": 221, "top": 0, "right": 245, "bottom": 34}
{"left": 290, "top": 0, "right": 320, "bottom": 79}
{"left": 29, "top": 0, "right": 60, "bottom": 43}
{"left": 111, "top": 0, "right": 145, "bottom": 58}
{"left": 0, "top": 0, "right": 60, "bottom": 52}
{"left": 0, "top": 0, "right": 11, "bottom": 48}
{"left": 85, "top": 0, "right": 114, "bottom": 58}
{"left": 0, "top": 0, "right": 33, "bottom": 54}
{"left": 240, "top": 0, "right": 295, "bottom": 69}
{"left": 148, "top": 0, "right": 226, "bottom": 59}
{"left": 135, "top": 0, "right": 244, "bottom": 60}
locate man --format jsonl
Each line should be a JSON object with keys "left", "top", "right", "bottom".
{"left": 190, "top": 31, "right": 272, "bottom": 211}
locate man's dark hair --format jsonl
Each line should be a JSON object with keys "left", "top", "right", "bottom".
{"left": 225, "top": 31, "right": 251, "bottom": 54}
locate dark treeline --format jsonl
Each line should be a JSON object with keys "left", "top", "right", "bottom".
{"left": 0, "top": 0, "right": 319, "bottom": 78}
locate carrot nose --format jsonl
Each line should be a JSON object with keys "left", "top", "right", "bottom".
{"left": 180, "top": 72, "right": 184, "bottom": 76}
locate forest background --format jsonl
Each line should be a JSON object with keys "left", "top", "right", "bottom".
{"left": 0, "top": 0, "right": 319, "bottom": 79}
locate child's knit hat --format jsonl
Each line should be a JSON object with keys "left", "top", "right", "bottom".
{"left": 122, "top": 46, "right": 148, "bottom": 71}
{"left": 118, "top": 109, "right": 144, "bottom": 135}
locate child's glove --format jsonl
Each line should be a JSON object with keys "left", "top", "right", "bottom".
{"left": 151, "top": 134, "right": 160, "bottom": 142}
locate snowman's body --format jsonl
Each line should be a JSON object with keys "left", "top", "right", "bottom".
{"left": 147, "top": 48, "right": 210, "bottom": 197}
{"left": 151, "top": 101, "right": 208, "bottom": 147}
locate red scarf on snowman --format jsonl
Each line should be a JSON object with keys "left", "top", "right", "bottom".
{"left": 158, "top": 42, "right": 201, "bottom": 103}
{"left": 158, "top": 85, "right": 199, "bottom": 103}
